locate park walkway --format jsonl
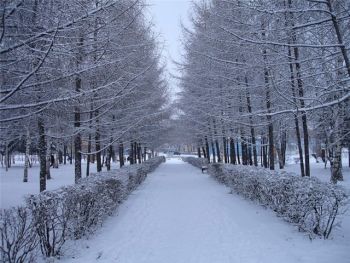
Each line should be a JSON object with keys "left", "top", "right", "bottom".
{"left": 62, "top": 158, "right": 347, "bottom": 263}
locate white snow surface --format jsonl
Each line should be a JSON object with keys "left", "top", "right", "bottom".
{"left": 0, "top": 161, "right": 101, "bottom": 209}
{"left": 59, "top": 158, "right": 349, "bottom": 263}
{"left": 1, "top": 153, "right": 349, "bottom": 209}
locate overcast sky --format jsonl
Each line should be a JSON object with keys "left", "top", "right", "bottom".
{"left": 146, "top": 0, "right": 193, "bottom": 97}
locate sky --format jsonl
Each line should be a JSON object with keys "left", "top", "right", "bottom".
{"left": 146, "top": 0, "right": 193, "bottom": 97}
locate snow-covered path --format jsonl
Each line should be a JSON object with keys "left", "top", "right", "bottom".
{"left": 62, "top": 158, "right": 349, "bottom": 263}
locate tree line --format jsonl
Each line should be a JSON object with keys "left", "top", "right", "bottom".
{"left": 177, "top": 0, "right": 350, "bottom": 183}
{"left": 0, "top": 0, "right": 170, "bottom": 191}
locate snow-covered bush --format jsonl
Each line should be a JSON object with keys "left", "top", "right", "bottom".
{"left": 0, "top": 207, "right": 38, "bottom": 263}
{"left": 182, "top": 157, "right": 208, "bottom": 169}
{"left": 25, "top": 174, "right": 127, "bottom": 257}
{"left": 63, "top": 175, "right": 125, "bottom": 239}
{"left": 184, "top": 157, "right": 348, "bottom": 239}
{"left": 26, "top": 190, "right": 70, "bottom": 257}
{"left": 142, "top": 156, "right": 166, "bottom": 173}
{"left": 0, "top": 157, "right": 164, "bottom": 261}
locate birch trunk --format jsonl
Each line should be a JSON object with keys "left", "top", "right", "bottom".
{"left": 23, "top": 129, "right": 30, "bottom": 182}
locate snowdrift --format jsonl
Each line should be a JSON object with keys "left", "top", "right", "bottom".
{"left": 0, "top": 157, "right": 165, "bottom": 262}
{"left": 183, "top": 157, "right": 348, "bottom": 239}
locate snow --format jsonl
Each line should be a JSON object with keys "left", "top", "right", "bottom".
{"left": 3, "top": 152, "right": 347, "bottom": 210}
{"left": 0, "top": 160, "right": 119, "bottom": 209}
{"left": 282, "top": 159, "right": 350, "bottom": 189}
{"left": 281, "top": 157, "right": 350, "bottom": 249}
{"left": 58, "top": 158, "right": 349, "bottom": 263}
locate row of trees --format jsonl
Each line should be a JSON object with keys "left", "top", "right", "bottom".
{"left": 177, "top": 0, "right": 350, "bottom": 183}
{"left": 0, "top": 0, "right": 170, "bottom": 191}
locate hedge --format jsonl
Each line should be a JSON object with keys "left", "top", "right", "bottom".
{"left": 0, "top": 157, "right": 165, "bottom": 262}
{"left": 183, "top": 157, "right": 348, "bottom": 239}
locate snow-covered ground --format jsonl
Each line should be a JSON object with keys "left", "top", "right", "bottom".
{"left": 282, "top": 152, "right": 350, "bottom": 189}
{"left": 1, "top": 154, "right": 348, "bottom": 208}
{"left": 0, "top": 161, "right": 123, "bottom": 209}
{"left": 283, "top": 161, "right": 350, "bottom": 188}
{"left": 58, "top": 158, "right": 349, "bottom": 263}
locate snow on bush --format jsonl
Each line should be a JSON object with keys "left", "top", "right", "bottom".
{"left": 183, "top": 157, "right": 348, "bottom": 239}
{"left": 181, "top": 156, "right": 208, "bottom": 169}
{"left": 0, "top": 207, "right": 38, "bottom": 263}
{"left": 0, "top": 157, "right": 165, "bottom": 261}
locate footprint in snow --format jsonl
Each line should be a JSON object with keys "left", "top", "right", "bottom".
{"left": 96, "top": 251, "right": 103, "bottom": 260}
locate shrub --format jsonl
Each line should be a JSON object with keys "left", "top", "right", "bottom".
{"left": 183, "top": 157, "right": 348, "bottom": 239}
{"left": 26, "top": 191, "right": 69, "bottom": 257}
{"left": 0, "top": 157, "right": 164, "bottom": 261}
{"left": 182, "top": 156, "right": 208, "bottom": 169}
{"left": 0, "top": 207, "right": 38, "bottom": 263}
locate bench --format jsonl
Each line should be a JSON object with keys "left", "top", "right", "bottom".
{"left": 201, "top": 166, "right": 208, "bottom": 173}
{"left": 294, "top": 157, "right": 300, "bottom": 164}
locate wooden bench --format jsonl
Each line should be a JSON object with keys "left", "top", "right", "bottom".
{"left": 201, "top": 166, "right": 208, "bottom": 173}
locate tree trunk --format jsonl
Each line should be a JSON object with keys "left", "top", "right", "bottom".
{"left": 248, "top": 139, "right": 253, "bottom": 166}
{"left": 137, "top": 143, "right": 142, "bottom": 164}
{"left": 287, "top": 43, "right": 305, "bottom": 176}
{"left": 134, "top": 142, "right": 138, "bottom": 164}
{"left": 197, "top": 147, "right": 201, "bottom": 158}
{"left": 236, "top": 141, "right": 241, "bottom": 164}
{"left": 296, "top": 67, "right": 310, "bottom": 176}
{"left": 86, "top": 134, "right": 91, "bottom": 177}
{"left": 95, "top": 128, "right": 101, "bottom": 172}
{"left": 205, "top": 136, "right": 210, "bottom": 163}
{"left": 241, "top": 135, "right": 247, "bottom": 165}
{"left": 7, "top": 152, "right": 11, "bottom": 169}
{"left": 215, "top": 139, "right": 221, "bottom": 163}
{"left": 119, "top": 142, "right": 124, "bottom": 167}
{"left": 46, "top": 137, "right": 51, "bottom": 180}
{"left": 331, "top": 141, "right": 343, "bottom": 183}
{"left": 326, "top": 0, "right": 350, "bottom": 77}
{"left": 86, "top": 104, "right": 94, "bottom": 176}
{"left": 262, "top": 136, "right": 268, "bottom": 168}
{"left": 5, "top": 141, "right": 8, "bottom": 172}
{"left": 213, "top": 120, "right": 221, "bottom": 162}
{"left": 281, "top": 130, "right": 287, "bottom": 167}
{"left": 106, "top": 140, "right": 113, "bottom": 171}
{"left": 260, "top": 142, "right": 263, "bottom": 167}
{"left": 223, "top": 137, "right": 228, "bottom": 163}
{"left": 287, "top": 0, "right": 309, "bottom": 176}
{"left": 251, "top": 131, "right": 257, "bottom": 167}
{"left": 63, "top": 144, "right": 67, "bottom": 164}
{"left": 330, "top": 111, "right": 344, "bottom": 183}
{"left": 276, "top": 147, "right": 284, "bottom": 169}
{"left": 74, "top": 78, "right": 82, "bottom": 183}
{"left": 58, "top": 150, "right": 63, "bottom": 164}
{"left": 130, "top": 141, "right": 134, "bottom": 164}
{"left": 46, "top": 155, "right": 51, "bottom": 180}
{"left": 293, "top": 116, "right": 305, "bottom": 174}
{"left": 38, "top": 118, "right": 47, "bottom": 192}
{"left": 70, "top": 142, "right": 73, "bottom": 165}
{"left": 266, "top": 87, "right": 274, "bottom": 170}
{"left": 102, "top": 153, "right": 105, "bottom": 168}
{"left": 23, "top": 129, "right": 30, "bottom": 182}
{"left": 262, "top": 22, "right": 275, "bottom": 170}
{"left": 201, "top": 146, "right": 206, "bottom": 159}
{"left": 245, "top": 78, "right": 258, "bottom": 166}
{"left": 211, "top": 140, "right": 216, "bottom": 163}
{"left": 74, "top": 34, "right": 83, "bottom": 181}
{"left": 230, "top": 138, "right": 236, "bottom": 164}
